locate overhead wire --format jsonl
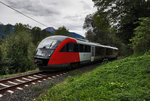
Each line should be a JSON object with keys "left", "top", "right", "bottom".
{"left": 0, "top": 0, "right": 47, "bottom": 27}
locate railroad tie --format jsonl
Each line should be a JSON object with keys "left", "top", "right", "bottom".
{"left": 0, "top": 83, "right": 10, "bottom": 87}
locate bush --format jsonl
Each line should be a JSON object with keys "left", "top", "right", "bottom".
{"left": 0, "top": 31, "right": 36, "bottom": 74}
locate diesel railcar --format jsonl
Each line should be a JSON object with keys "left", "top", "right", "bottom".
{"left": 34, "top": 35, "right": 118, "bottom": 71}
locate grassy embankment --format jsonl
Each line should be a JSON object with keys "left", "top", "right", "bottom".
{"left": 36, "top": 55, "right": 150, "bottom": 101}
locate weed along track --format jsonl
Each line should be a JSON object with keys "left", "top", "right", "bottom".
{"left": 0, "top": 71, "right": 68, "bottom": 98}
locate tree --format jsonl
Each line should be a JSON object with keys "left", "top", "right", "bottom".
{"left": 0, "top": 31, "right": 35, "bottom": 74}
{"left": 54, "top": 26, "right": 70, "bottom": 36}
{"left": 130, "top": 17, "right": 150, "bottom": 54}
{"left": 83, "top": 11, "right": 115, "bottom": 45}
{"left": 31, "top": 27, "right": 51, "bottom": 45}
{"left": 0, "top": 23, "right": 36, "bottom": 74}
{"left": 92, "top": 0, "right": 150, "bottom": 44}
{"left": 31, "top": 27, "right": 42, "bottom": 45}
{"left": 4, "top": 24, "right": 12, "bottom": 35}
{"left": 14, "top": 23, "right": 31, "bottom": 33}
{"left": 0, "top": 49, "right": 1, "bottom": 61}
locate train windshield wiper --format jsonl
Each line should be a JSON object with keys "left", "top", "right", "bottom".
{"left": 42, "top": 41, "right": 54, "bottom": 49}
{"left": 49, "top": 41, "right": 54, "bottom": 48}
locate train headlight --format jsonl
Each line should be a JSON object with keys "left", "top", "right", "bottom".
{"left": 36, "top": 49, "right": 53, "bottom": 57}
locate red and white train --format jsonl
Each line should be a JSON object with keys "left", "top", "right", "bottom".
{"left": 34, "top": 35, "right": 118, "bottom": 71}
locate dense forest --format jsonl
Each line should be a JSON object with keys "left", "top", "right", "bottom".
{"left": 0, "top": 0, "right": 150, "bottom": 75}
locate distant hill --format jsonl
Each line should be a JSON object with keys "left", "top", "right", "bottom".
{"left": 43, "top": 27, "right": 84, "bottom": 39}
{"left": 44, "top": 27, "right": 56, "bottom": 34}
{"left": 68, "top": 32, "right": 84, "bottom": 39}
{"left": 0, "top": 24, "right": 84, "bottom": 40}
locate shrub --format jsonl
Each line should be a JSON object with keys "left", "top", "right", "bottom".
{"left": 0, "top": 31, "right": 36, "bottom": 74}
{"left": 130, "top": 17, "right": 150, "bottom": 55}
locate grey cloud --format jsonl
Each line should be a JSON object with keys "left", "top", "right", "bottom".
{"left": 80, "top": 1, "right": 92, "bottom": 10}
{"left": 66, "top": 23, "right": 82, "bottom": 31}
{"left": 63, "top": 15, "right": 83, "bottom": 21}
{"left": 5, "top": 0, "right": 60, "bottom": 16}
{"left": 1, "top": 0, "right": 95, "bottom": 36}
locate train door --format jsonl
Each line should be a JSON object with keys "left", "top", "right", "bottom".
{"left": 91, "top": 46, "right": 95, "bottom": 62}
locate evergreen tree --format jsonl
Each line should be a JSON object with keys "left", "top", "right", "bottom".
{"left": 54, "top": 26, "right": 70, "bottom": 36}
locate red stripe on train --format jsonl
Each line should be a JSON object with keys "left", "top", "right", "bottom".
{"left": 48, "top": 38, "right": 80, "bottom": 65}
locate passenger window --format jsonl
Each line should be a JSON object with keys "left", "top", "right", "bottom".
{"left": 74, "top": 43, "right": 79, "bottom": 52}
{"left": 78, "top": 44, "right": 91, "bottom": 52}
{"left": 60, "top": 44, "right": 68, "bottom": 52}
{"left": 68, "top": 43, "right": 74, "bottom": 52}
{"left": 79, "top": 44, "right": 84, "bottom": 52}
{"left": 60, "top": 42, "right": 78, "bottom": 52}
{"left": 85, "top": 45, "right": 91, "bottom": 52}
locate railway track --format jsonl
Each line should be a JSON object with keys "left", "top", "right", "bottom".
{"left": 0, "top": 71, "right": 68, "bottom": 97}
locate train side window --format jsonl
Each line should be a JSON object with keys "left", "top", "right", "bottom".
{"left": 85, "top": 45, "right": 91, "bottom": 52}
{"left": 60, "top": 44, "right": 68, "bottom": 52}
{"left": 79, "top": 44, "right": 84, "bottom": 52}
{"left": 85, "top": 45, "right": 88, "bottom": 52}
{"left": 60, "top": 42, "right": 78, "bottom": 52}
{"left": 61, "top": 43, "right": 91, "bottom": 52}
{"left": 88, "top": 46, "right": 91, "bottom": 52}
{"left": 74, "top": 43, "right": 79, "bottom": 52}
{"left": 95, "top": 47, "right": 105, "bottom": 56}
{"left": 68, "top": 43, "right": 74, "bottom": 52}
{"left": 106, "top": 48, "right": 113, "bottom": 55}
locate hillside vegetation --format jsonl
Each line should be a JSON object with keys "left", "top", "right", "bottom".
{"left": 36, "top": 55, "right": 150, "bottom": 101}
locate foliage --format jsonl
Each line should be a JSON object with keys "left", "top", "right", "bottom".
{"left": 0, "top": 23, "right": 36, "bottom": 75}
{"left": 0, "top": 49, "right": 2, "bottom": 63}
{"left": 36, "top": 55, "right": 150, "bottom": 101}
{"left": 14, "top": 23, "right": 31, "bottom": 33}
{"left": 84, "top": 12, "right": 112, "bottom": 45}
{"left": 84, "top": 0, "right": 150, "bottom": 56}
{"left": 130, "top": 17, "right": 150, "bottom": 55}
{"left": 54, "top": 26, "right": 70, "bottom": 36}
{"left": 31, "top": 27, "right": 50, "bottom": 45}
{"left": 0, "top": 23, "right": 53, "bottom": 75}
{"left": 4, "top": 24, "right": 13, "bottom": 35}
{"left": 0, "top": 24, "right": 13, "bottom": 41}
{"left": 92, "top": 0, "right": 150, "bottom": 44}
{"left": 84, "top": 12, "right": 124, "bottom": 55}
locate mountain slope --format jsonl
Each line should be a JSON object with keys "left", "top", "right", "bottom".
{"left": 44, "top": 27, "right": 56, "bottom": 34}
{"left": 43, "top": 27, "right": 84, "bottom": 39}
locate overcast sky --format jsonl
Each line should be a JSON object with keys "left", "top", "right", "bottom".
{"left": 0, "top": 0, "right": 96, "bottom": 36}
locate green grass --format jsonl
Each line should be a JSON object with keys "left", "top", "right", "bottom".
{"left": 0, "top": 68, "right": 39, "bottom": 78}
{"left": 36, "top": 55, "right": 150, "bottom": 101}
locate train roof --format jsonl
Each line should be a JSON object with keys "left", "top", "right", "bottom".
{"left": 43, "top": 35, "right": 118, "bottom": 50}
{"left": 43, "top": 35, "right": 67, "bottom": 42}
{"left": 74, "top": 37, "right": 118, "bottom": 50}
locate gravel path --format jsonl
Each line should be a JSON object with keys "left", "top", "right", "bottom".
{"left": 0, "top": 63, "right": 101, "bottom": 101}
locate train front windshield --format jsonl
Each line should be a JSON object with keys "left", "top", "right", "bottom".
{"left": 36, "top": 38, "right": 60, "bottom": 57}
